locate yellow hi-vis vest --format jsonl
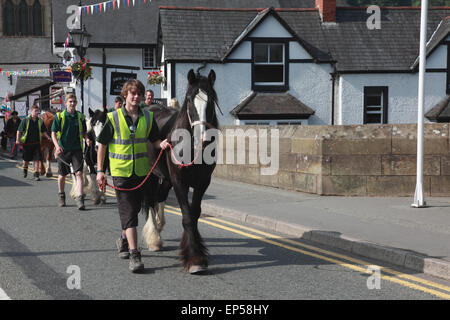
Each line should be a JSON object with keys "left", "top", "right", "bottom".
{"left": 107, "top": 107, "right": 153, "bottom": 177}
{"left": 20, "top": 116, "right": 43, "bottom": 143}
{"left": 55, "top": 110, "right": 85, "bottom": 150}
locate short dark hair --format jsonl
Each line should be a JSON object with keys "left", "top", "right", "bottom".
{"left": 31, "top": 105, "right": 39, "bottom": 110}
{"left": 11, "top": 111, "right": 18, "bottom": 116}
{"left": 115, "top": 96, "right": 124, "bottom": 103}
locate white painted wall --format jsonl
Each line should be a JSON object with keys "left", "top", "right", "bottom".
{"left": 289, "top": 41, "right": 313, "bottom": 60}
{"left": 289, "top": 63, "right": 333, "bottom": 125}
{"left": 338, "top": 72, "right": 446, "bottom": 124}
{"left": 228, "top": 41, "right": 251, "bottom": 60}
{"left": 248, "top": 15, "right": 292, "bottom": 38}
{"left": 426, "top": 44, "right": 447, "bottom": 69}
{"left": 174, "top": 62, "right": 253, "bottom": 125}
{"left": 79, "top": 47, "right": 162, "bottom": 115}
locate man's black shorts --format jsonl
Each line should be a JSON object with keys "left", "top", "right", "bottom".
{"left": 113, "top": 174, "right": 157, "bottom": 230}
{"left": 23, "top": 144, "right": 42, "bottom": 162}
{"left": 57, "top": 149, "right": 84, "bottom": 176}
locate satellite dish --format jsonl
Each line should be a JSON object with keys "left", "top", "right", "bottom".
{"left": 63, "top": 50, "right": 72, "bottom": 62}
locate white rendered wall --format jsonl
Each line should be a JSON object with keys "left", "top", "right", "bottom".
{"left": 338, "top": 72, "right": 446, "bottom": 124}
{"left": 228, "top": 41, "right": 251, "bottom": 60}
{"left": 426, "top": 44, "right": 447, "bottom": 69}
{"left": 248, "top": 15, "right": 293, "bottom": 38}
{"left": 79, "top": 47, "right": 161, "bottom": 115}
{"left": 175, "top": 63, "right": 252, "bottom": 125}
{"left": 289, "top": 63, "right": 334, "bottom": 125}
{"left": 289, "top": 41, "right": 313, "bottom": 59}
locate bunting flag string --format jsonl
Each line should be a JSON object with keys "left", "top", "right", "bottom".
{"left": 0, "top": 67, "right": 70, "bottom": 78}
{"left": 79, "top": 0, "right": 151, "bottom": 16}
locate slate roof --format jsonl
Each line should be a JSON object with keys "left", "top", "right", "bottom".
{"left": 231, "top": 92, "right": 315, "bottom": 119}
{"left": 52, "top": 0, "right": 322, "bottom": 47}
{"left": 425, "top": 95, "right": 450, "bottom": 122}
{"left": 0, "top": 38, "right": 59, "bottom": 64}
{"left": 411, "top": 16, "right": 450, "bottom": 70}
{"left": 159, "top": 7, "right": 450, "bottom": 72}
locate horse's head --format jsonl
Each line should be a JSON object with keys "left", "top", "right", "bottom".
{"left": 184, "top": 69, "right": 220, "bottom": 148}
{"left": 88, "top": 107, "right": 108, "bottom": 148}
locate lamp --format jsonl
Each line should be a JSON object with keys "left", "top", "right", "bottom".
{"left": 69, "top": 24, "right": 91, "bottom": 114}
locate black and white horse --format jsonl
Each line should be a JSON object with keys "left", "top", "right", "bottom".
{"left": 69, "top": 106, "right": 108, "bottom": 205}
{"left": 143, "top": 69, "right": 219, "bottom": 274}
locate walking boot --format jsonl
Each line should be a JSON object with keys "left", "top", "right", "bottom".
{"left": 116, "top": 237, "right": 130, "bottom": 259}
{"left": 76, "top": 195, "right": 85, "bottom": 211}
{"left": 129, "top": 250, "right": 144, "bottom": 273}
{"left": 34, "top": 172, "right": 40, "bottom": 181}
{"left": 23, "top": 168, "right": 28, "bottom": 178}
{"left": 58, "top": 192, "right": 66, "bottom": 207}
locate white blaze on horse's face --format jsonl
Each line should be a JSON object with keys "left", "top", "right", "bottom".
{"left": 193, "top": 89, "right": 208, "bottom": 148}
{"left": 93, "top": 120, "right": 103, "bottom": 148}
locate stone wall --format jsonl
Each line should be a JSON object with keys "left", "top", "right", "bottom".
{"left": 212, "top": 123, "right": 450, "bottom": 196}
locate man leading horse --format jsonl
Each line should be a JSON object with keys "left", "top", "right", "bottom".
{"left": 96, "top": 79, "right": 169, "bottom": 273}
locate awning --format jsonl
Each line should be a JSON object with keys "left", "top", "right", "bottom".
{"left": 9, "top": 77, "right": 55, "bottom": 101}
{"left": 231, "top": 92, "right": 315, "bottom": 120}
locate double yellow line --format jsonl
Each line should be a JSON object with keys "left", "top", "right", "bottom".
{"left": 164, "top": 205, "right": 450, "bottom": 300}
{"left": 17, "top": 163, "right": 450, "bottom": 299}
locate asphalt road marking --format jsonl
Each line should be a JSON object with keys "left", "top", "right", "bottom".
{"left": 10, "top": 162, "right": 450, "bottom": 299}
{"left": 0, "top": 288, "right": 11, "bottom": 300}
{"left": 163, "top": 205, "right": 450, "bottom": 300}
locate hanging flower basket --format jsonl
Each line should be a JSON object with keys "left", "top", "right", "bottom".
{"left": 147, "top": 70, "right": 166, "bottom": 85}
{"left": 69, "top": 58, "right": 93, "bottom": 82}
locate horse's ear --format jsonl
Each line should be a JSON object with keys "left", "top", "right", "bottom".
{"left": 88, "top": 108, "right": 94, "bottom": 117}
{"left": 208, "top": 69, "right": 216, "bottom": 86}
{"left": 187, "top": 69, "right": 196, "bottom": 84}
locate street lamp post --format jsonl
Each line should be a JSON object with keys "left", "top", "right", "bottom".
{"left": 70, "top": 24, "right": 91, "bottom": 115}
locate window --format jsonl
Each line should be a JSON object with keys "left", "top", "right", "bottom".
{"left": 32, "top": 1, "right": 42, "bottom": 36}
{"left": 363, "top": 87, "right": 388, "bottom": 124}
{"left": 2, "top": 0, "right": 44, "bottom": 36}
{"left": 143, "top": 48, "right": 156, "bottom": 69}
{"left": 19, "top": 0, "right": 28, "bottom": 36}
{"left": 3, "top": 0, "right": 15, "bottom": 36}
{"left": 253, "top": 43, "right": 285, "bottom": 85}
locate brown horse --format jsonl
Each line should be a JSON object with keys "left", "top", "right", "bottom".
{"left": 39, "top": 110, "right": 55, "bottom": 177}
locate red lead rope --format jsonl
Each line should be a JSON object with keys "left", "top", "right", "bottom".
{"left": 103, "top": 143, "right": 200, "bottom": 192}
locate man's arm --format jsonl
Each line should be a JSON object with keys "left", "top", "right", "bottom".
{"left": 51, "top": 131, "right": 63, "bottom": 157}
{"left": 96, "top": 143, "right": 108, "bottom": 192}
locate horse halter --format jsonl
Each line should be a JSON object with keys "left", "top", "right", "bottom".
{"left": 187, "top": 89, "right": 223, "bottom": 130}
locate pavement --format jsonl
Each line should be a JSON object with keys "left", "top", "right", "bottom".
{"left": 1, "top": 145, "right": 450, "bottom": 281}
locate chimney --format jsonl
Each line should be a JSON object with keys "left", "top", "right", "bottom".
{"left": 315, "top": 0, "right": 336, "bottom": 23}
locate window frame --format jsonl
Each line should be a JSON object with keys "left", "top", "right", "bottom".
{"left": 142, "top": 47, "right": 156, "bottom": 69}
{"left": 251, "top": 38, "right": 289, "bottom": 92}
{"left": 363, "top": 86, "right": 388, "bottom": 124}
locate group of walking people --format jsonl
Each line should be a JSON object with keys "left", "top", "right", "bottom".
{"left": 7, "top": 79, "right": 170, "bottom": 272}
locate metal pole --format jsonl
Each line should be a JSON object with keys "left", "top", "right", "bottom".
{"left": 412, "top": 0, "right": 428, "bottom": 208}
{"left": 81, "top": 76, "right": 84, "bottom": 115}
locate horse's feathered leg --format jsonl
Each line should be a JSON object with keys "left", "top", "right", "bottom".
{"left": 142, "top": 174, "right": 163, "bottom": 251}
{"left": 172, "top": 176, "right": 208, "bottom": 273}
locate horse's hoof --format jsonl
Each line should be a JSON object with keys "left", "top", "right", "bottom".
{"left": 148, "top": 245, "right": 162, "bottom": 252}
{"left": 188, "top": 265, "right": 207, "bottom": 275}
